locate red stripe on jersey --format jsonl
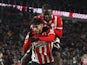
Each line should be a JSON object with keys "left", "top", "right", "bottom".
{"left": 46, "top": 44, "right": 50, "bottom": 55}
{"left": 35, "top": 47, "right": 42, "bottom": 64}
{"left": 40, "top": 15, "right": 45, "bottom": 25}
{"left": 44, "top": 55, "right": 47, "bottom": 63}
{"left": 54, "top": 16, "right": 63, "bottom": 38}
{"left": 22, "top": 39, "right": 31, "bottom": 52}
{"left": 57, "top": 16, "right": 63, "bottom": 28}
{"left": 42, "top": 47, "right": 44, "bottom": 55}
{"left": 49, "top": 54, "right": 52, "bottom": 63}
{"left": 52, "top": 15, "right": 55, "bottom": 23}
{"left": 48, "top": 44, "right": 52, "bottom": 63}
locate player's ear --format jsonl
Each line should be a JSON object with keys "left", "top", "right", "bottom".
{"left": 41, "top": 24, "right": 43, "bottom": 27}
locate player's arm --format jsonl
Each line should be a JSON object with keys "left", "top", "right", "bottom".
{"left": 22, "top": 32, "right": 40, "bottom": 52}
{"left": 55, "top": 16, "right": 63, "bottom": 38}
{"left": 22, "top": 32, "right": 31, "bottom": 53}
{"left": 39, "top": 29, "right": 55, "bottom": 42}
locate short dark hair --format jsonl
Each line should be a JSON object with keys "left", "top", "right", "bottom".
{"left": 42, "top": 4, "right": 51, "bottom": 10}
{"left": 31, "top": 18, "right": 42, "bottom": 25}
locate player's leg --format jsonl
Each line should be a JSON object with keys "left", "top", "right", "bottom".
{"left": 53, "top": 51, "right": 62, "bottom": 65}
{"left": 21, "top": 49, "right": 32, "bottom": 65}
{"left": 31, "top": 62, "right": 40, "bottom": 65}
{"left": 52, "top": 37, "right": 62, "bottom": 65}
{"left": 46, "top": 62, "right": 55, "bottom": 65}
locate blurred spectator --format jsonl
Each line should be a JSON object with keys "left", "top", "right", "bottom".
{"left": 81, "top": 52, "right": 87, "bottom": 65}
{"left": 0, "top": 51, "right": 4, "bottom": 65}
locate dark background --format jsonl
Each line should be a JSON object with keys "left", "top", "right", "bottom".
{"left": 0, "top": 0, "right": 87, "bottom": 14}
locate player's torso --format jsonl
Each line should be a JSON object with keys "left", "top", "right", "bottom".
{"left": 32, "top": 32, "right": 53, "bottom": 55}
{"left": 31, "top": 32, "right": 54, "bottom": 64}
{"left": 38, "top": 14, "right": 58, "bottom": 29}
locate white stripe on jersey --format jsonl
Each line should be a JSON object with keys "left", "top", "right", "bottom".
{"left": 32, "top": 43, "right": 40, "bottom": 63}
{"left": 50, "top": 44, "right": 54, "bottom": 62}
{"left": 50, "top": 53, "right": 54, "bottom": 62}
{"left": 46, "top": 55, "right": 50, "bottom": 63}
{"left": 44, "top": 45, "right": 47, "bottom": 55}
{"left": 46, "top": 44, "right": 50, "bottom": 63}
{"left": 32, "top": 45, "right": 39, "bottom": 63}
{"left": 48, "top": 29, "right": 55, "bottom": 35}
{"left": 56, "top": 27, "right": 63, "bottom": 29}
{"left": 24, "top": 32, "right": 29, "bottom": 43}
{"left": 25, "top": 32, "right": 30, "bottom": 39}
{"left": 49, "top": 43, "right": 54, "bottom": 62}
{"left": 54, "top": 16, "right": 57, "bottom": 28}
{"left": 40, "top": 47, "right": 45, "bottom": 64}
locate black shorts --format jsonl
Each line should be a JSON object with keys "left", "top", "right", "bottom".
{"left": 31, "top": 62, "right": 54, "bottom": 65}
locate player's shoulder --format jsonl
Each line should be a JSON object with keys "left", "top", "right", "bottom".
{"left": 53, "top": 15, "right": 61, "bottom": 18}
{"left": 34, "top": 14, "right": 42, "bottom": 18}
{"left": 25, "top": 32, "right": 30, "bottom": 39}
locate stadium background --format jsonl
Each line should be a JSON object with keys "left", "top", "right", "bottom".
{"left": 0, "top": 0, "right": 87, "bottom": 65}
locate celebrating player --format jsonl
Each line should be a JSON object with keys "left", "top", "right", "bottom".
{"left": 21, "top": 18, "right": 55, "bottom": 65}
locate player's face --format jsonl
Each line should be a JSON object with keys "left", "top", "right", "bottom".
{"left": 42, "top": 9, "right": 52, "bottom": 22}
{"left": 32, "top": 24, "right": 43, "bottom": 34}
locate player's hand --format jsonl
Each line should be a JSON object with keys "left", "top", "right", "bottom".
{"left": 28, "top": 28, "right": 34, "bottom": 37}
{"left": 53, "top": 42, "right": 61, "bottom": 49}
{"left": 42, "top": 26, "right": 51, "bottom": 32}
{"left": 29, "top": 31, "right": 34, "bottom": 37}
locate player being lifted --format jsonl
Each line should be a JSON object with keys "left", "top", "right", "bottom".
{"left": 21, "top": 18, "right": 56, "bottom": 65}
{"left": 35, "top": 4, "right": 63, "bottom": 65}
{"left": 21, "top": 4, "right": 63, "bottom": 65}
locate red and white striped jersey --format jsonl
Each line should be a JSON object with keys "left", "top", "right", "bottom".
{"left": 34, "top": 14, "right": 63, "bottom": 38}
{"left": 31, "top": 29, "right": 55, "bottom": 64}
{"left": 23, "top": 14, "right": 63, "bottom": 53}
{"left": 31, "top": 41, "right": 54, "bottom": 64}
{"left": 22, "top": 28, "right": 55, "bottom": 53}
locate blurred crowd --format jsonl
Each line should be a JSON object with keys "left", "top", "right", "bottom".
{"left": 60, "top": 21, "right": 87, "bottom": 65}
{"left": 0, "top": 7, "right": 31, "bottom": 65}
{"left": 0, "top": 0, "right": 87, "bottom": 14}
{"left": 0, "top": 7, "right": 87, "bottom": 65}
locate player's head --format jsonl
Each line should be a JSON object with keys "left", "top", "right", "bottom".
{"left": 42, "top": 4, "right": 52, "bottom": 22}
{"left": 31, "top": 18, "right": 43, "bottom": 34}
